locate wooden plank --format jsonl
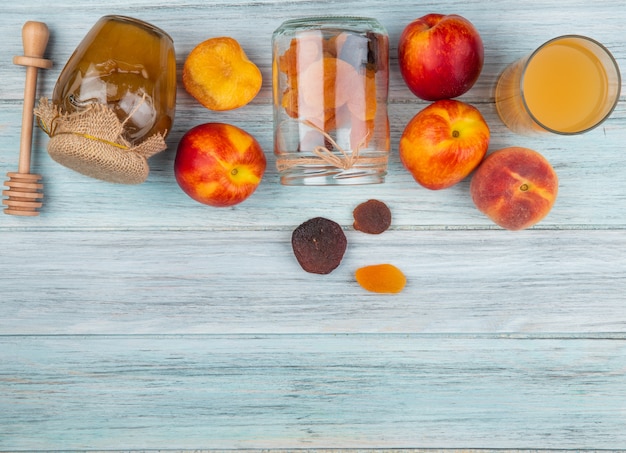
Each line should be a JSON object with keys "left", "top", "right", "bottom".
{"left": 1, "top": 0, "right": 625, "bottom": 231}
{"left": 2, "top": 0, "right": 625, "bottom": 103}
{"left": 1, "top": 1, "right": 626, "bottom": 451}
{"left": 1, "top": 229, "right": 626, "bottom": 335}
{"left": 1, "top": 103, "right": 625, "bottom": 230}
{"left": 1, "top": 334, "right": 625, "bottom": 450}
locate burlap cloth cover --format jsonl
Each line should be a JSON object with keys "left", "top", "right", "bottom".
{"left": 34, "top": 98, "right": 167, "bottom": 184}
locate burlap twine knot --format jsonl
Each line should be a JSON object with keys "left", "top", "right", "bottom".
{"left": 34, "top": 97, "right": 167, "bottom": 184}
{"left": 275, "top": 120, "right": 388, "bottom": 173}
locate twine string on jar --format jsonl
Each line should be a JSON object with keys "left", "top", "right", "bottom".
{"left": 275, "top": 119, "right": 387, "bottom": 172}
{"left": 38, "top": 93, "right": 151, "bottom": 152}
{"left": 34, "top": 96, "right": 167, "bottom": 184}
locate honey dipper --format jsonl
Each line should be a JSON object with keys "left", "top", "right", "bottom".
{"left": 3, "top": 21, "right": 52, "bottom": 216}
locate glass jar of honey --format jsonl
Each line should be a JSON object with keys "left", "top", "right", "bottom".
{"left": 272, "top": 17, "right": 390, "bottom": 185}
{"left": 36, "top": 15, "right": 176, "bottom": 184}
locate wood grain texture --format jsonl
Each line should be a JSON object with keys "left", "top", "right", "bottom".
{"left": 2, "top": 334, "right": 626, "bottom": 450}
{"left": 2, "top": 229, "right": 626, "bottom": 334}
{"left": 1, "top": 0, "right": 625, "bottom": 450}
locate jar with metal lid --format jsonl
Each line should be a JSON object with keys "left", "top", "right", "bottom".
{"left": 272, "top": 17, "right": 390, "bottom": 185}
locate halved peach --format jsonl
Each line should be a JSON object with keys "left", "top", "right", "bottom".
{"left": 183, "top": 37, "right": 262, "bottom": 111}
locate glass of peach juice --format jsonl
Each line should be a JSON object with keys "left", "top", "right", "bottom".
{"left": 495, "top": 35, "right": 621, "bottom": 135}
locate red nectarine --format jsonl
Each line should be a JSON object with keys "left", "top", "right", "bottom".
{"left": 398, "top": 13, "right": 484, "bottom": 101}
{"left": 400, "top": 99, "right": 490, "bottom": 190}
{"left": 470, "top": 147, "right": 558, "bottom": 230}
{"left": 174, "top": 123, "right": 266, "bottom": 207}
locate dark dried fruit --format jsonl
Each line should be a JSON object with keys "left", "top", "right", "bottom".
{"left": 353, "top": 199, "right": 391, "bottom": 234}
{"left": 291, "top": 217, "right": 347, "bottom": 274}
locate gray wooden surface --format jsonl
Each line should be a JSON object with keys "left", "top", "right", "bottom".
{"left": 1, "top": 0, "right": 625, "bottom": 451}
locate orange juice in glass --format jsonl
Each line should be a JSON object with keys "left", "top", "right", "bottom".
{"left": 495, "top": 35, "right": 621, "bottom": 135}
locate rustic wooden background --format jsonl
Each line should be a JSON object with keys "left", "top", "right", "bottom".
{"left": 1, "top": 0, "right": 625, "bottom": 451}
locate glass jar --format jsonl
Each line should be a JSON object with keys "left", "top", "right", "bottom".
{"left": 272, "top": 17, "right": 390, "bottom": 185}
{"left": 54, "top": 15, "right": 176, "bottom": 144}
{"left": 36, "top": 15, "right": 176, "bottom": 184}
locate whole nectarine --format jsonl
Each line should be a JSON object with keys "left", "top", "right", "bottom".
{"left": 470, "top": 147, "right": 558, "bottom": 230}
{"left": 400, "top": 99, "right": 490, "bottom": 190}
{"left": 174, "top": 123, "right": 266, "bottom": 207}
{"left": 398, "top": 13, "right": 484, "bottom": 101}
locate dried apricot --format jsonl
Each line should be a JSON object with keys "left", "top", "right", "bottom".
{"left": 353, "top": 199, "right": 391, "bottom": 234}
{"left": 292, "top": 217, "right": 347, "bottom": 274}
{"left": 355, "top": 264, "right": 406, "bottom": 294}
{"left": 349, "top": 117, "right": 375, "bottom": 150}
{"left": 278, "top": 34, "right": 322, "bottom": 77}
{"left": 298, "top": 57, "right": 354, "bottom": 116}
{"left": 183, "top": 37, "right": 262, "bottom": 111}
{"left": 277, "top": 32, "right": 383, "bottom": 152}
{"left": 348, "top": 69, "right": 378, "bottom": 122}
{"left": 281, "top": 86, "right": 299, "bottom": 118}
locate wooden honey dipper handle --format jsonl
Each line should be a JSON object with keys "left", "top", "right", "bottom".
{"left": 2, "top": 21, "right": 52, "bottom": 216}
{"left": 13, "top": 21, "right": 52, "bottom": 174}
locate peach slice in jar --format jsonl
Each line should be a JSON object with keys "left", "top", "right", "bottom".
{"left": 281, "top": 86, "right": 299, "bottom": 119}
{"left": 347, "top": 69, "right": 378, "bottom": 122}
{"left": 278, "top": 33, "right": 323, "bottom": 77}
{"left": 297, "top": 57, "right": 354, "bottom": 119}
{"left": 278, "top": 33, "right": 323, "bottom": 120}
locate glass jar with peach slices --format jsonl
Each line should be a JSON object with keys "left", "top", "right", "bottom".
{"left": 272, "top": 17, "right": 390, "bottom": 185}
